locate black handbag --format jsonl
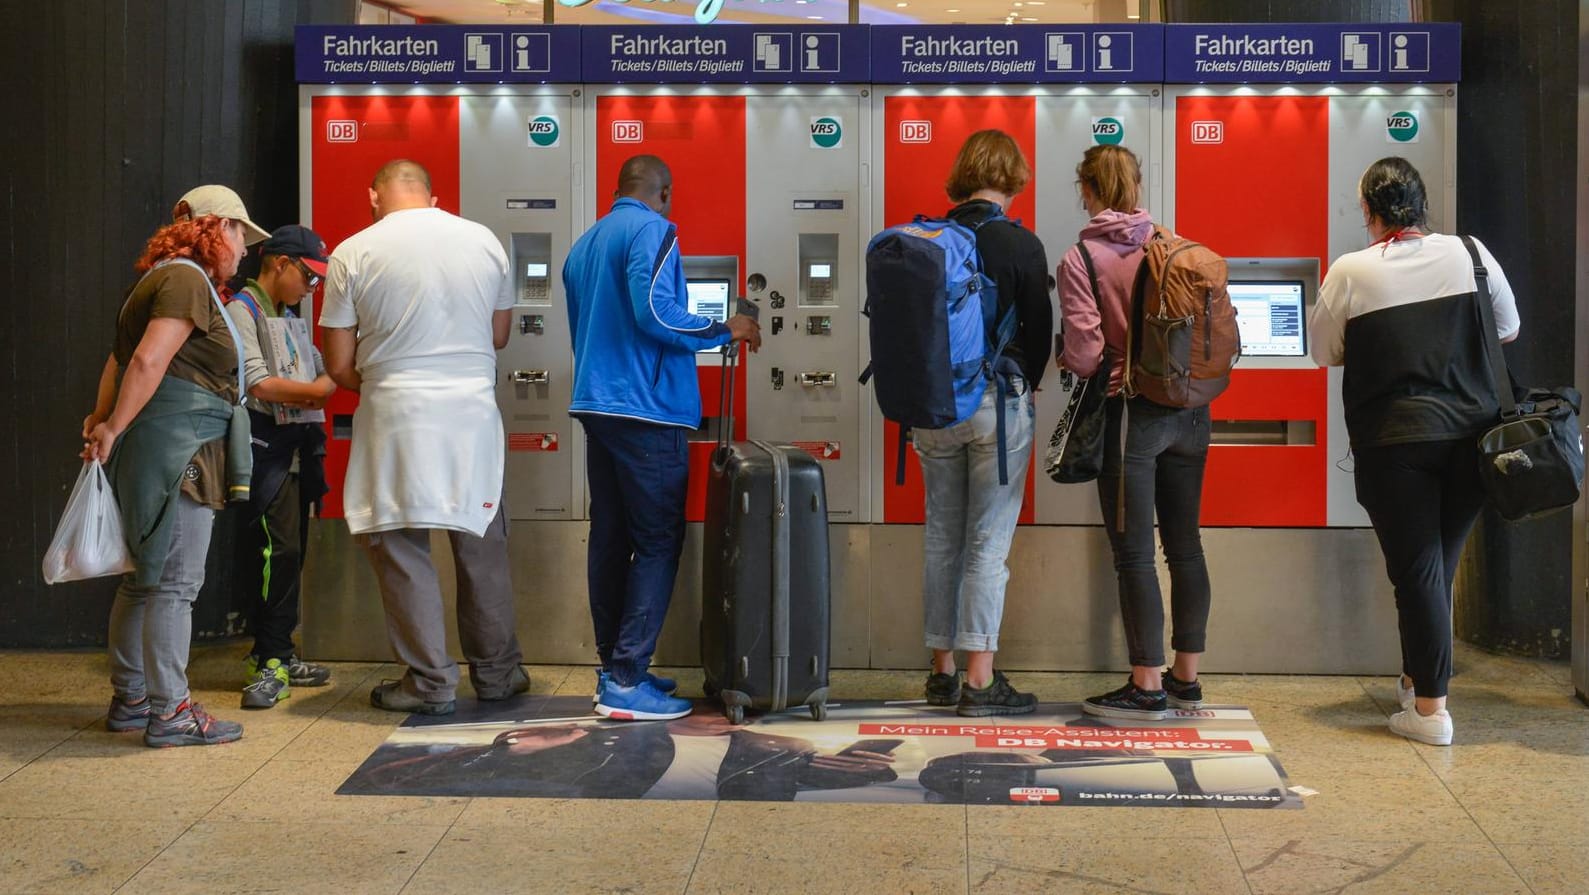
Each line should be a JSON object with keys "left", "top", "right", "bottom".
{"left": 1464, "top": 236, "right": 1584, "bottom": 521}
{"left": 1044, "top": 241, "right": 1111, "bottom": 484}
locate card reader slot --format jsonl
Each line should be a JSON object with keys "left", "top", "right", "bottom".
{"left": 1210, "top": 420, "right": 1316, "bottom": 446}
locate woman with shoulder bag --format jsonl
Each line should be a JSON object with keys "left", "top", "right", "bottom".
{"left": 82, "top": 205, "right": 265, "bottom": 747}
{"left": 1310, "top": 157, "right": 1520, "bottom": 747}
{"left": 1056, "top": 144, "right": 1213, "bottom": 721}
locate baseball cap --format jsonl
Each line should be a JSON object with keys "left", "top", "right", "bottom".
{"left": 261, "top": 224, "right": 330, "bottom": 276}
{"left": 175, "top": 185, "right": 271, "bottom": 245}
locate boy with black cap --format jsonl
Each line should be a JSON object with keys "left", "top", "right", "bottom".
{"left": 225, "top": 225, "right": 338, "bottom": 708}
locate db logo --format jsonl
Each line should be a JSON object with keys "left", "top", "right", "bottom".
{"left": 327, "top": 120, "right": 358, "bottom": 143}
{"left": 1173, "top": 709, "right": 1216, "bottom": 718}
{"left": 1009, "top": 787, "right": 1061, "bottom": 804}
{"left": 900, "top": 120, "right": 932, "bottom": 143}
{"left": 1191, "top": 121, "right": 1223, "bottom": 144}
{"left": 612, "top": 120, "right": 643, "bottom": 143}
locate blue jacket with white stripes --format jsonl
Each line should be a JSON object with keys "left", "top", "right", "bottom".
{"left": 563, "top": 197, "right": 732, "bottom": 428}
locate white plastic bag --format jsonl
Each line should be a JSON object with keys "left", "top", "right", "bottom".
{"left": 42, "top": 460, "right": 135, "bottom": 584}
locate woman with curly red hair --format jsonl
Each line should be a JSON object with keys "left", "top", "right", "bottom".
{"left": 82, "top": 205, "right": 259, "bottom": 747}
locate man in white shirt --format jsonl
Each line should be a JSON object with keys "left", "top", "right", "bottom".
{"left": 321, "top": 159, "right": 526, "bottom": 716}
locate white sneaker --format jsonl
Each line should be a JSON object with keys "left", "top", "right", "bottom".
{"left": 1394, "top": 676, "right": 1415, "bottom": 711}
{"left": 1389, "top": 708, "right": 1453, "bottom": 746}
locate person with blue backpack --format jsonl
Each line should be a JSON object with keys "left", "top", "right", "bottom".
{"left": 865, "top": 130, "right": 1052, "bottom": 716}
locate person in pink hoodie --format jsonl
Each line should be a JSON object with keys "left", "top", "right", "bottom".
{"left": 1056, "top": 144, "right": 1212, "bottom": 722}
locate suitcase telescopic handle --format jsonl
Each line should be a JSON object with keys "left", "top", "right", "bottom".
{"left": 714, "top": 337, "right": 740, "bottom": 462}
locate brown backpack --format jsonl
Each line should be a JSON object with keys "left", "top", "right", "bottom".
{"left": 1123, "top": 226, "right": 1240, "bottom": 407}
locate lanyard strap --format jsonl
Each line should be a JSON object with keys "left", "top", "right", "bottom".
{"left": 150, "top": 258, "right": 247, "bottom": 405}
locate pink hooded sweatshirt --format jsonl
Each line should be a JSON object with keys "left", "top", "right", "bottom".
{"left": 1056, "top": 208, "right": 1155, "bottom": 394}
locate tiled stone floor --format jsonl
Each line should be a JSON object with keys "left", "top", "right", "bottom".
{"left": 0, "top": 643, "right": 1583, "bottom": 894}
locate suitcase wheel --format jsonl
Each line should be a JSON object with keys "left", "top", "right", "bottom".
{"left": 810, "top": 702, "right": 827, "bottom": 722}
{"left": 725, "top": 704, "right": 745, "bottom": 725}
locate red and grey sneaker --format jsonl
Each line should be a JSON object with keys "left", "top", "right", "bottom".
{"left": 1082, "top": 679, "right": 1168, "bottom": 721}
{"left": 144, "top": 700, "right": 244, "bottom": 748}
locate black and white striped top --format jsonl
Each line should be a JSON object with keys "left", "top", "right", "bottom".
{"left": 1311, "top": 233, "right": 1520, "bottom": 449}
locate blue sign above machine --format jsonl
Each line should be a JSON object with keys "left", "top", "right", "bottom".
{"left": 295, "top": 24, "right": 1460, "bottom": 85}
{"left": 1162, "top": 23, "right": 1460, "bottom": 83}
{"left": 869, "top": 25, "right": 1164, "bottom": 84}
{"left": 297, "top": 26, "right": 581, "bottom": 83}
{"left": 580, "top": 26, "right": 869, "bottom": 83}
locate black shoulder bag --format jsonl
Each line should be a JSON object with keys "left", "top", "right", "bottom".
{"left": 1464, "top": 235, "right": 1584, "bottom": 521}
{"left": 1044, "top": 242, "right": 1112, "bottom": 484}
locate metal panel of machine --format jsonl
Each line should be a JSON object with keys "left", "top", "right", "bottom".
{"left": 744, "top": 89, "right": 870, "bottom": 522}
{"left": 459, "top": 90, "right": 584, "bottom": 521}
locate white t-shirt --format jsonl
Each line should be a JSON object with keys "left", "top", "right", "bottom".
{"left": 320, "top": 207, "right": 513, "bottom": 376}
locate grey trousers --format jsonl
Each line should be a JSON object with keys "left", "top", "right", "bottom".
{"left": 358, "top": 508, "right": 522, "bottom": 701}
{"left": 108, "top": 494, "right": 215, "bottom": 715}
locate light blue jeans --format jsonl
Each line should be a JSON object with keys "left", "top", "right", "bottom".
{"left": 913, "top": 380, "right": 1035, "bottom": 653}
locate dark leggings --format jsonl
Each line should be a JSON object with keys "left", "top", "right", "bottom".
{"left": 1096, "top": 397, "right": 1213, "bottom": 669}
{"left": 1353, "top": 438, "right": 1486, "bottom": 699}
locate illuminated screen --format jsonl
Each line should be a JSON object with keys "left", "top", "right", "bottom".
{"left": 686, "top": 279, "right": 731, "bottom": 323}
{"left": 525, "top": 262, "right": 548, "bottom": 278}
{"left": 1228, "top": 280, "right": 1306, "bottom": 357}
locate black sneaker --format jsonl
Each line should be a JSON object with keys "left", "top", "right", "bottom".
{"left": 925, "top": 671, "right": 961, "bottom": 706}
{"left": 957, "top": 671, "right": 1037, "bottom": 717}
{"left": 1082, "top": 679, "right": 1168, "bottom": 720}
{"left": 284, "top": 654, "right": 332, "bottom": 687}
{"left": 1163, "top": 669, "right": 1203, "bottom": 710}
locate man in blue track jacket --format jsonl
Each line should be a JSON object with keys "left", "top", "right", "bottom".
{"left": 563, "top": 155, "right": 760, "bottom": 721}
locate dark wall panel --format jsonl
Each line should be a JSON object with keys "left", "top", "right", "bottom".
{"left": 0, "top": 0, "right": 356, "bottom": 648}
{"left": 1432, "top": 0, "right": 1580, "bottom": 658}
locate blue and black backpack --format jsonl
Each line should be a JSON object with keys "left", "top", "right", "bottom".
{"left": 861, "top": 214, "right": 1021, "bottom": 485}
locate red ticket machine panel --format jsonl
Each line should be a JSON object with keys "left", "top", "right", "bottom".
{"left": 595, "top": 94, "right": 747, "bottom": 522}
{"left": 1176, "top": 95, "right": 1330, "bottom": 527}
{"left": 310, "top": 95, "right": 462, "bottom": 518}
{"left": 880, "top": 95, "right": 1038, "bottom": 525}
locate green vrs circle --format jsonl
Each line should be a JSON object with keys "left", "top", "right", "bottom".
{"left": 812, "top": 117, "right": 842, "bottom": 149}
{"left": 530, "top": 115, "right": 560, "bottom": 147}
{"left": 1387, "top": 111, "right": 1419, "bottom": 143}
{"left": 1093, "top": 117, "right": 1124, "bottom": 146}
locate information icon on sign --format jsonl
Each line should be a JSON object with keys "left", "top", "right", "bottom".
{"left": 799, "top": 32, "right": 840, "bottom": 73}
{"left": 464, "top": 33, "right": 503, "bottom": 73}
{"left": 1388, "top": 32, "right": 1430, "bottom": 72}
{"left": 510, "top": 33, "right": 550, "bottom": 73}
{"left": 754, "top": 33, "right": 793, "bottom": 73}
{"left": 1044, "top": 33, "right": 1083, "bottom": 72}
{"left": 1093, "top": 32, "right": 1132, "bottom": 72}
{"left": 1341, "top": 32, "right": 1382, "bottom": 72}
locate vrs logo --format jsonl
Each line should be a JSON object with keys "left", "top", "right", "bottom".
{"left": 1091, "top": 116, "right": 1125, "bottom": 146}
{"left": 809, "top": 116, "right": 842, "bottom": 149}
{"left": 1386, "top": 111, "right": 1419, "bottom": 143}
{"left": 528, "top": 115, "right": 560, "bottom": 148}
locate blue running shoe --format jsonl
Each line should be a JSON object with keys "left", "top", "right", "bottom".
{"left": 593, "top": 669, "right": 678, "bottom": 706}
{"left": 595, "top": 679, "right": 692, "bottom": 721}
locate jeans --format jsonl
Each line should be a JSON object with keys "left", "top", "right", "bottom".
{"left": 107, "top": 494, "right": 214, "bottom": 715}
{"left": 914, "top": 381, "right": 1035, "bottom": 653}
{"left": 581, "top": 414, "right": 690, "bottom": 687}
{"left": 1096, "top": 396, "right": 1212, "bottom": 669}
{"left": 1353, "top": 438, "right": 1485, "bottom": 699}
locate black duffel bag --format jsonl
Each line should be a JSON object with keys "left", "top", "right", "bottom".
{"left": 1465, "top": 236, "right": 1585, "bottom": 521}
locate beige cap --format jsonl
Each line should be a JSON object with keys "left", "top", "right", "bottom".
{"left": 175, "top": 185, "right": 271, "bottom": 245}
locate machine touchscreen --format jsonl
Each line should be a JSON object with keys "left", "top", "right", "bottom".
{"left": 1228, "top": 280, "right": 1307, "bottom": 357}
{"left": 686, "top": 278, "right": 731, "bottom": 323}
